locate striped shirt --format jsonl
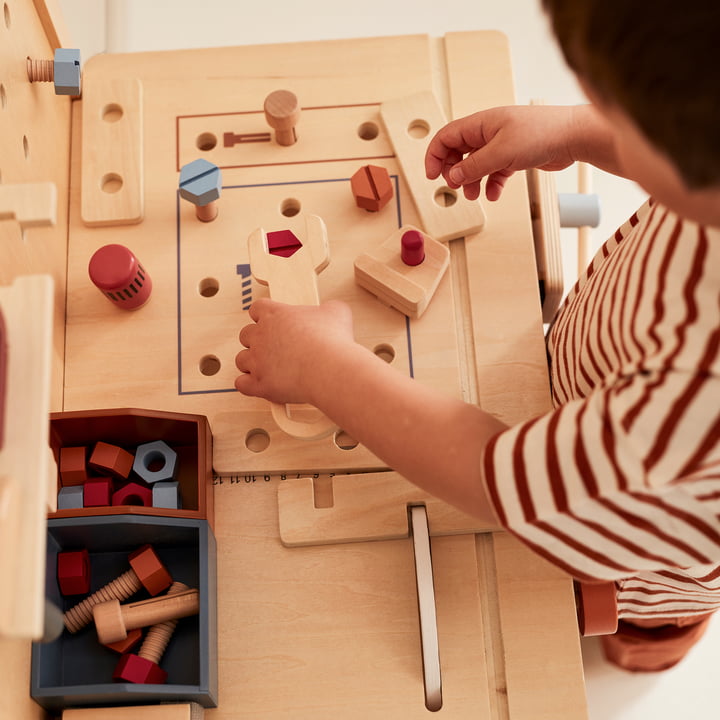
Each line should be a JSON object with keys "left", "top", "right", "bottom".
{"left": 483, "top": 199, "right": 720, "bottom": 620}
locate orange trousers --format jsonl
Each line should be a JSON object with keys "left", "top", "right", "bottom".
{"left": 601, "top": 613, "right": 714, "bottom": 672}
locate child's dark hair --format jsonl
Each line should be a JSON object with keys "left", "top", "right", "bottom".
{"left": 542, "top": 0, "right": 720, "bottom": 189}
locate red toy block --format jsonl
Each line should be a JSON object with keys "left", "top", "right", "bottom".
{"left": 83, "top": 476, "right": 114, "bottom": 507}
{"left": 127, "top": 544, "right": 173, "bottom": 596}
{"left": 89, "top": 441, "right": 134, "bottom": 479}
{"left": 351, "top": 164, "right": 394, "bottom": 212}
{"left": 57, "top": 549, "right": 91, "bottom": 596}
{"left": 113, "top": 652, "right": 168, "bottom": 684}
{"left": 59, "top": 446, "right": 88, "bottom": 486}
{"left": 104, "top": 627, "right": 143, "bottom": 654}
{"left": 112, "top": 481, "right": 152, "bottom": 509}
{"left": 88, "top": 244, "right": 152, "bottom": 310}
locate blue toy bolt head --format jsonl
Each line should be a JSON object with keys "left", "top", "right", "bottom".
{"left": 179, "top": 158, "right": 222, "bottom": 206}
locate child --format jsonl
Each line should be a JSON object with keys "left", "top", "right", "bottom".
{"left": 236, "top": 0, "right": 720, "bottom": 672}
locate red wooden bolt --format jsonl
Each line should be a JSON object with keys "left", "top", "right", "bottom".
{"left": 63, "top": 545, "right": 172, "bottom": 633}
{"left": 88, "top": 244, "right": 152, "bottom": 310}
{"left": 401, "top": 229, "right": 425, "bottom": 266}
{"left": 113, "top": 581, "right": 189, "bottom": 684}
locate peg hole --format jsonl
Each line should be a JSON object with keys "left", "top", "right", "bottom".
{"left": 373, "top": 344, "right": 396, "bottom": 363}
{"left": 196, "top": 132, "right": 217, "bottom": 151}
{"left": 198, "top": 277, "right": 220, "bottom": 297}
{"left": 0, "top": 84, "right": 6, "bottom": 109}
{"left": 102, "top": 103, "right": 123, "bottom": 122}
{"left": 3, "top": 3, "right": 10, "bottom": 29}
{"left": 407, "top": 119, "right": 430, "bottom": 139}
{"left": 101, "top": 173, "right": 123, "bottom": 194}
{"left": 199, "top": 354, "right": 221, "bottom": 376}
{"left": 246, "top": 428, "right": 270, "bottom": 453}
{"left": 334, "top": 430, "right": 359, "bottom": 451}
{"left": 358, "top": 121, "right": 379, "bottom": 141}
{"left": 22, "top": 134, "right": 29, "bottom": 159}
{"left": 434, "top": 186, "right": 457, "bottom": 207}
{"left": 280, "top": 197, "right": 301, "bottom": 217}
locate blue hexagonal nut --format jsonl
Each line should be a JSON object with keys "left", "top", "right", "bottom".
{"left": 179, "top": 158, "right": 222, "bottom": 206}
{"left": 54, "top": 48, "right": 81, "bottom": 96}
{"left": 132, "top": 440, "right": 178, "bottom": 485}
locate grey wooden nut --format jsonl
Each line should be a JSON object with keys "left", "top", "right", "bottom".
{"left": 53, "top": 48, "right": 81, "bottom": 95}
{"left": 132, "top": 440, "right": 178, "bottom": 485}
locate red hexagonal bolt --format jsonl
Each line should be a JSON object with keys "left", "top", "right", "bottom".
{"left": 112, "top": 581, "right": 189, "bottom": 684}
{"left": 351, "top": 164, "right": 394, "bottom": 212}
{"left": 63, "top": 545, "right": 172, "bottom": 633}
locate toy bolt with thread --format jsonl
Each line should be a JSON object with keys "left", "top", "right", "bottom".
{"left": 63, "top": 545, "right": 172, "bottom": 633}
{"left": 26, "top": 49, "right": 82, "bottom": 96}
{"left": 113, "top": 581, "right": 190, "bottom": 683}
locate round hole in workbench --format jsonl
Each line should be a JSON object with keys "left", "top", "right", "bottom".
{"left": 199, "top": 355, "right": 221, "bottom": 376}
{"left": 334, "top": 429, "right": 358, "bottom": 451}
{"left": 198, "top": 277, "right": 219, "bottom": 297}
{"left": 280, "top": 198, "right": 301, "bottom": 217}
{"left": 407, "top": 119, "right": 430, "bottom": 139}
{"left": 102, "top": 103, "right": 123, "bottom": 122}
{"left": 373, "top": 343, "right": 395, "bottom": 364}
{"left": 101, "top": 173, "right": 123, "bottom": 193}
{"left": 3, "top": 3, "right": 10, "bottom": 29}
{"left": 434, "top": 186, "right": 457, "bottom": 207}
{"left": 22, "top": 134, "right": 29, "bottom": 159}
{"left": 196, "top": 132, "right": 217, "bottom": 152}
{"left": 246, "top": 428, "right": 270, "bottom": 453}
{"left": 358, "top": 121, "right": 379, "bottom": 141}
{"left": 0, "top": 84, "right": 6, "bottom": 110}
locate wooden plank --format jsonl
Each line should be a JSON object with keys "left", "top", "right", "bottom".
{"left": 380, "top": 91, "right": 485, "bottom": 242}
{"left": 0, "top": 182, "right": 57, "bottom": 228}
{"left": 81, "top": 77, "right": 144, "bottom": 226}
{"left": 63, "top": 703, "right": 202, "bottom": 720}
{"left": 278, "top": 471, "right": 494, "bottom": 546}
{"left": 0, "top": 275, "right": 54, "bottom": 638}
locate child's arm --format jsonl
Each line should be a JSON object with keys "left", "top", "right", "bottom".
{"left": 425, "top": 104, "right": 623, "bottom": 202}
{"left": 235, "top": 298, "right": 505, "bottom": 525}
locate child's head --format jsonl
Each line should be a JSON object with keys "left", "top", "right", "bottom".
{"left": 542, "top": 0, "right": 720, "bottom": 192}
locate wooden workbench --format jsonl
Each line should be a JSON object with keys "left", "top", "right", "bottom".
{"left": 0, "top": 7, "right": 588, "bottom": 717}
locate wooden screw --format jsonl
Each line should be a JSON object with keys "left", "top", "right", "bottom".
{"left": 93, "top": 587, "right": 199, "bottom": 645}
{"left": 63, "top": 545, "right": 171, "bottom": 633}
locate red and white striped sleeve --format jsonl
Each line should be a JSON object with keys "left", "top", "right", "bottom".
{"left": 481, "top": 203, "right": 720, "bottom": 585}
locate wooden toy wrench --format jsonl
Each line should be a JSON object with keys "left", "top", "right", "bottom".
{"left": 247, "top": 214, "right": 337, "bottom": 440}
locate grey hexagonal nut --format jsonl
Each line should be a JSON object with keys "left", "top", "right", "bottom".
{"left": 132, "top": 440, "right": 178, "bottom": 485}
{"left": 179, "top": 158, "right": 222, "bottom": 206}
{"left": 54, "top": 48, "right": 81, "bottom": 96}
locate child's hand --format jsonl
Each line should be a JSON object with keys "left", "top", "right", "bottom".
{"left": 235, "top": 298, "right": 355, "bottom": 405}
{"left": 425, "top": 105, "right": 579, "bottom": 202}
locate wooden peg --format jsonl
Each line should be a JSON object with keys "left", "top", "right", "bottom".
{"left": 264, "top": 90, "right": 300, "bottom": 146}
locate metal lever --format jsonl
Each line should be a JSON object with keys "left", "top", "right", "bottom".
{"left": 409, "top": 504, "right": 442, "bottom": 711}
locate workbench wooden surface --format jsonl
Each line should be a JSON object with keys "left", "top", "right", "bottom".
{"left": 60, "top": 31, "right": 584, "bottom": 719}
